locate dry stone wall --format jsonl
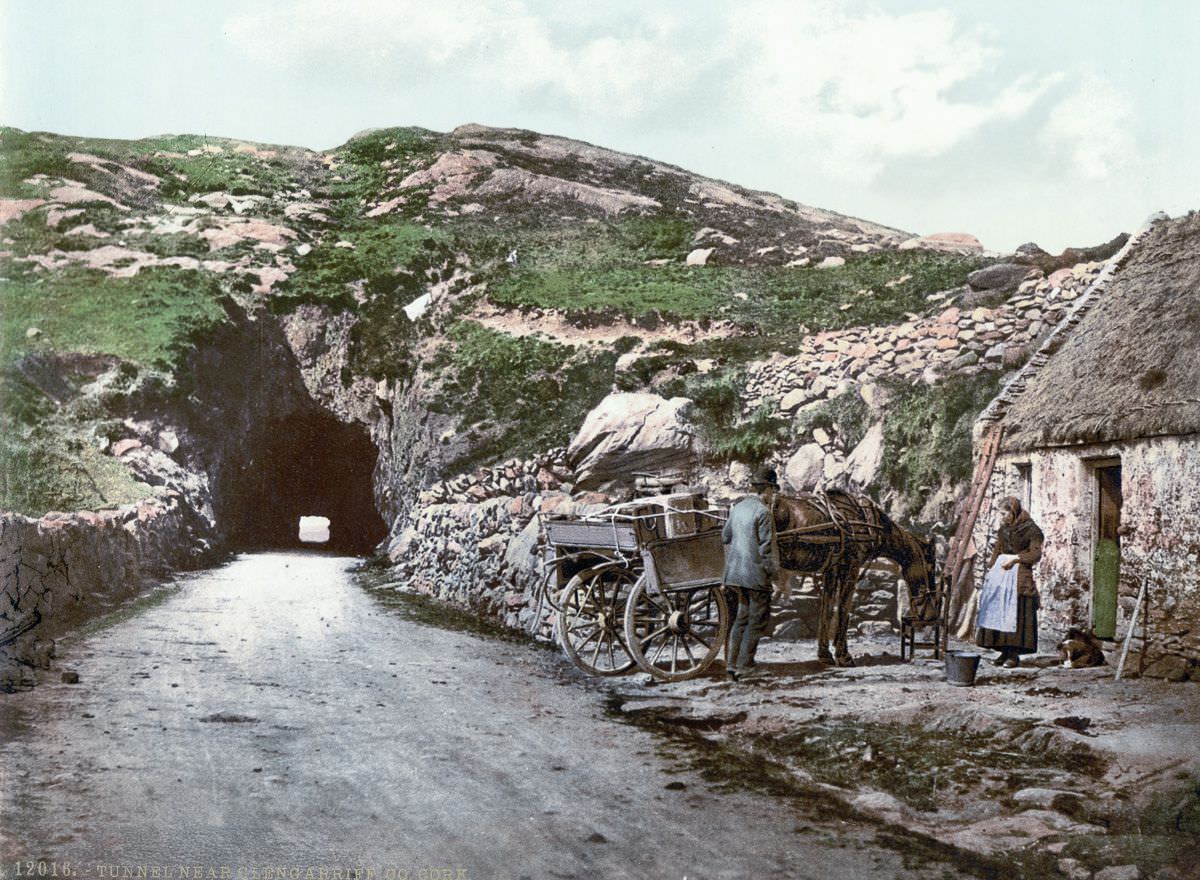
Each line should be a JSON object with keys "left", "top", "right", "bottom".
{"left": 746, "top": 264, "right": 1103, "bottom": 410}
{"left": 383, "top": 487, "right": 621, "bottom": 636}
{"left": 0, "top": 491, "right": 214, "bottom": 685}
{"left": 378, "top": 262, "right": 1110, "bottom": 644}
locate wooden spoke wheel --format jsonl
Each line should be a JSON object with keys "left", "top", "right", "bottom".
{"left": 555, "top": 563, "right": 639, "bottom": 676}
{"left": 624, "top": 579, "right": 729, "bottom": 682}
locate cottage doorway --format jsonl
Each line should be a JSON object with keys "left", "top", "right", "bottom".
{"left": 1092, "top": 462, "right": 1122, "bottom": 638}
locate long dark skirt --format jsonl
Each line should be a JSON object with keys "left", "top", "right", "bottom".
{"left": 976, "top": 595, "right": 1038, "bottom": 654}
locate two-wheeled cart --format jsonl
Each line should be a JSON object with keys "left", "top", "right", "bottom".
{"left": 539, "top": 494, "right": 730, "bottom": 682}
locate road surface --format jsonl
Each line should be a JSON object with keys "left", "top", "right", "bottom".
{"left": 1, "top": 552, "right": 963, "bottom": 879}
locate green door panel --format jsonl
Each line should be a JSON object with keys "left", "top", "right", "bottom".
{"left": 1093, "top": 538, "right": 1119, "bottom": 639}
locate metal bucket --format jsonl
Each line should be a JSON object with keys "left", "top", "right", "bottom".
{"left": 945, "top": 650, "right": 981, "bottom": 687}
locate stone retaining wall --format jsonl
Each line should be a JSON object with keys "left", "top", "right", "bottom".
{"left": 746, "top": 264, "right": 1102, "bottom": 409}
{"left": 381, "top": 266, "right": 1110, "bottom": 646}
{"left": 0, "top": 491, "right": 214, "bottom": 684}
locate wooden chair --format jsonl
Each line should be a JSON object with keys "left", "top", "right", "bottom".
{"left": 900, "top": 612, "right": 943, "bottom": 660}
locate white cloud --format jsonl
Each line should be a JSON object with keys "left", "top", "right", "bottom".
{"left": 1039, "top": 75, "right": 1137, "bottom": 180}
{"left": 723, "top": 0, "right": 1060, "bottom": 179}
{"left": 223, "top": 0, "right": 700, "bottom": 120}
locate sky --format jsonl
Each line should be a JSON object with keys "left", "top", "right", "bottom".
{"left": 2, "top": 0, "right": 1198, "bottom": 253}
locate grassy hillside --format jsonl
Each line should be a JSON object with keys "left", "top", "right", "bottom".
{"left": 1, "top": 123, "right": 1003, "bottom": 516}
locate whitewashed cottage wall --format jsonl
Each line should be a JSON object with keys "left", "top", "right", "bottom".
{"left": 971, "top": 435, "right": 1200, "bottom": 676}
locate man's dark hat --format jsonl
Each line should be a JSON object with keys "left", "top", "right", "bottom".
{"left": 751, "top": 466, "right": 779, "bottom": 488}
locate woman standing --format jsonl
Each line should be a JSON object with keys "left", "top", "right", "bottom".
{"left": 977, "top": 496, "right": 1044, "bottom": 668}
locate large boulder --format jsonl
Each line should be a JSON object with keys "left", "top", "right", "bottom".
{"left": 845, "top": 422, "right": 885, "bottom": 488}
{"left": 966, "top": 262, "right": 1038, "bottom": 293}
{"left": 783, "top": 443, "right": 825, "bottom": 492}
{"left": 567, "top": 393, "right": 697, "bottom": 490}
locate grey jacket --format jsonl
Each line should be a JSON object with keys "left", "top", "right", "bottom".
{"left": 721, "top": 494, "right": 779, "bottom": 590}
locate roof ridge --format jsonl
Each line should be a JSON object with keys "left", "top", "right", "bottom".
{"left": 975, "top": 213, "right": 1167, "bottom": 440}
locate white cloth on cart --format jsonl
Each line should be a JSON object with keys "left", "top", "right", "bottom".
{"left": 977, "top": 554, "right": 1020, "bottom": 633}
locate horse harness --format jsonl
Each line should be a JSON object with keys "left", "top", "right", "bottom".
{"left": 771, "top": 490, "right": 888, "bottom": 578}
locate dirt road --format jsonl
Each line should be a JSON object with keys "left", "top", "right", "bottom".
{"left": 1, "top": 551, "right": 965, "bottom": 880}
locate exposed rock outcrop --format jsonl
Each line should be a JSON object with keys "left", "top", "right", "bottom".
{"left": 567, "top": 393, "right": 697, "bottom": 492}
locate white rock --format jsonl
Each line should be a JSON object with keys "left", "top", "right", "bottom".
{"left": 566, "top": 393, "right": 696, "bottom": 489}
{"left": 817, "top": 256, "right": 845, "bottom": 269}
{"left": 784, "top": 443, "right": 825, "bottom": 492}
{"left": 845, "top": 422, "right": 885, "bottom": 488}
{"left": 1056, "top": 859, "right": 1091, "bottom": 880}
{"left": 779, "top": 388, "right": 810, "bottom": 413}
{"left": 1094, "top": 867, "right": 1141, "bottom": 880}
{"left": 156, "top": 430, "right": 180, "bottom": 455}
{"left": 850, "top": 790, "right": 909, "bottom": 820}
{"left": 686, "top": 247, "right": 715, "bottom": 266}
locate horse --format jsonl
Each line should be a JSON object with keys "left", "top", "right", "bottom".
{"left": 772, "top": 490, "right": 937, "bottom": 667}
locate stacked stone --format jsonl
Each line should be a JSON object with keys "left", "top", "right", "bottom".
{"left": 851, "top": 560, "right": 900, "bottom": 636}
{"left": 384, "top": 489, "right": 617, "bottom": 638}
{"left": 769, "top": 576, "right": 822, "bottom": 641}
{"left": 0, "top": 491, "right": 214, "bottom": 685}
{"left": 745, "top": 263, "right": 1103, "bottom": 412}
{"left": 416, "top": 449, "right": 574, "bottom": 506}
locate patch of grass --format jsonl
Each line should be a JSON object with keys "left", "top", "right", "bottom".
{"left": 273, "top": 222, "right": 453, "bottom": 312}
{"left": 879, "top": 370, "right": 1008, "bottom": 506}
{"left": 747, "top": 718, "right": 1104, "bottom": 813}
{"left": 428, "top": 321, "right": 617, "bottom": 473}
{"left": 322, "top": 127, "right": 442, "bottom": 222}
{"left": 0, "top": 210, "right": 108, "bottom": 262}
{"left": 0, "top": 424, "right": 150, "bottom": 516}
{"left": 116, "top": 138, "right": 298, "bottom": 202}
{"left": 671, "top": 368, "right": 790, "bottom": 463}
{"left": 1, "top": 266, "right": 228, "bottom": 372}
{"left": 794, "top": 387, "right": 873, "bottom": 451}
{"left": 489, "top": 249, "right": 984, "bottom": 337}
{"left": 0, "top": 127, "right": 75, "bottom": 196}
{"left": 613, "top": 214, "right": 697, "bottom": 260}
{"left": 1055, "top": 779, "right": 1200, "bottom": 878}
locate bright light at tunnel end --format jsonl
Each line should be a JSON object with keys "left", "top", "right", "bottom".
{"left": 298, "top": 516, "right": 331, "bottom": 544}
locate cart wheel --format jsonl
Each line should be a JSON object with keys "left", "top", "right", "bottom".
{"left": 624, "top": 580, "right": 729, "bottom": 682}
{"left": 555, "top": 563, "right": 639, "bottom": 676}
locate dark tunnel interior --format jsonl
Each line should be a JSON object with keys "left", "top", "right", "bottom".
{"left": 218, "top": 410, "right": 388, "bottom": 555}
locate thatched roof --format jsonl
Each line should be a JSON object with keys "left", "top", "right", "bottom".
{"left": 984, "top": 212, "right": 1200, "bottom": 452}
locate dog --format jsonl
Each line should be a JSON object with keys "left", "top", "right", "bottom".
{"left": 1057, "top": 626, "right": 1107, "bottom": 668}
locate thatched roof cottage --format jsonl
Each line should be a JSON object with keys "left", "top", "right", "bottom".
{"left": 966, "top": 211, "right": 1200, "bottom": 680}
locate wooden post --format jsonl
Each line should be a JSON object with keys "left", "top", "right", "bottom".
{"left": 1115, "top": 577, "right": 1148, "bottom": 681}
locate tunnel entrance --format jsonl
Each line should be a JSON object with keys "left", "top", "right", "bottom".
{"left": 218, "top": 409, "right": 388, "bottom": 555}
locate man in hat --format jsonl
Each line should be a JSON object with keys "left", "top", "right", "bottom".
{"left": 722, "top": 465, "right": 780, "bottom": 680}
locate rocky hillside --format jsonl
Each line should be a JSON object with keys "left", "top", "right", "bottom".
{"left": 0, "top": 122, "right": 1128, "bottom": 650}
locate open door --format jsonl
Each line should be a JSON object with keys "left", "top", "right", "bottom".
{"left": 1092, "top": 462, "right": 1122, "bottom": 639}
